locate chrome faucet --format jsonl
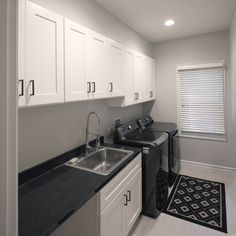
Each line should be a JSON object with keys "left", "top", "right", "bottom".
{"left": 85, "top": 112, "right": 101, "bottom": 155}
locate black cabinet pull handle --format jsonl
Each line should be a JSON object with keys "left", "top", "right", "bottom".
{"left": 150, "top": 91, "right": 153, "bottom": 98}
{"left": 109, "top": 82, "right": 113, "bottom": 92}
{"left": 87, "top": 82, "right": 91, "bottom": 93}
{"left": 19, "top": 79, "right": 24, "bottom": 96}
{"left": 124, "top": 194, "right": 128, "bottom": 206}
{"left": 134, "top": 92, "right": 139, "bottom": 100}
{"left": 30, "top": 80, "right": 35, "bottom": 96}
{"left": 92, "top": 82, "right": 95, "bottom": 93}
{"left": 127, "top": 190, "right": 131, "bottom": 202}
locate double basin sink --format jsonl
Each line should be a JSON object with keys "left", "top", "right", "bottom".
{"left": 66, "top": 147, "right": 133, "bottom": 175}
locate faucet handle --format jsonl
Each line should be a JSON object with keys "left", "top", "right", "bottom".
{"left": 96, "top": 135, "right": 101, "bottom": 149}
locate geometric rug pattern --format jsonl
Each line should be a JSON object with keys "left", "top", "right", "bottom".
{"left": 163, "top": 175, "right": 227, "bottom": 233}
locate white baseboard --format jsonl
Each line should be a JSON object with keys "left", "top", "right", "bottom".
{"left": 179, "top": 160, "right": 236, "bottom": 172}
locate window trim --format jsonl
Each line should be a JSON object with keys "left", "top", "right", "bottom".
{"left": 176, "top": 60, "right": 227, "bottom": 141}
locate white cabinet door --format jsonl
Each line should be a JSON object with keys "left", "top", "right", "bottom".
{"left": 124, "top": 49, "right": 135, "bottom": 106}
{"left": 64, "top": 19, "right": 90, "bottom": 102}
{"left": 100, "top": 190, "right": 125, "bottom": 236}
{"left": 107, "top": 40, "right": 124, "bottom": 97}
{"left": 87, "top": 31, "right": 108, "bottom": 99}
{"left": 26, "top": 1, "right": 64, "bottom": 106}
{"left": 134, "top": 53, "right": 145, "bottom": 102}
{"left": 123, "top": 169, "right": 142, "bottom": 235}
{"left": 149, "top": 58, "right": 156, "bottom": 100}
{"left": 18, "top": 0, "right": 26, "bottom": 107}
{"left": 143, "top": 56, "right": 155, "bottom": 101}
{"left": 140, "top": 56, "right": 148, "bottom": 102}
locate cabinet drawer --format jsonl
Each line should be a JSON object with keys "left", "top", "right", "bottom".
{"left": 100, "top": 153, "right": 141, "bottom": 212}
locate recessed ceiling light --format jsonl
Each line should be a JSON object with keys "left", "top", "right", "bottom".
{"left": 164, "top": 19, "right": 175, "bottom": 26}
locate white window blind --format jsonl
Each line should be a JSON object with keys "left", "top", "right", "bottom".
{"left": 177, "top": 62, "right": 226, "bottom": 138}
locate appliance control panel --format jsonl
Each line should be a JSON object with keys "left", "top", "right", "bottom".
{"left": 116, "top": 121, "right": 139, "bottom": 139}
{"left": 138, "top": 115, "right": 153, "bottom": 129}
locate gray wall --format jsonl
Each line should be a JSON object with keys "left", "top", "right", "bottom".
{"left": 145, "top": 31, "right": 236, "bottom": 168}
{"left": 29, "top": 0, "right": 153, "bottom": 57}
{"left": 19, "top": 0, "right": 153, "bottom": 171}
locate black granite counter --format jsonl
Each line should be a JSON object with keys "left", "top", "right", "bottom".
{"left": 19, "top": 141, "right": 141, "bottom": 236}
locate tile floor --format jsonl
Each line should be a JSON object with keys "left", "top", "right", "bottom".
{"left": 132, "top": 163, "right": 236, "bottom": 236}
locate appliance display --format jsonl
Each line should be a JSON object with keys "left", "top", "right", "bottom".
{"left": 138, "top": 115, "right": 180, "bottom": 187}
{"left": 114, "top": 121, "right": 169, "bottom": 218}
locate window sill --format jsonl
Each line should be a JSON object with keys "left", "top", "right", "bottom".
{"left": 178, "top": 134, "right": 227, "bottom": 142}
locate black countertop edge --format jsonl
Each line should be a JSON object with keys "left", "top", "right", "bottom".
{"left": 19, "top": 137, "right": 104, "bottom": 186}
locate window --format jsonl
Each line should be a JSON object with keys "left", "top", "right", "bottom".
{"left": 177, "top": 61, "right": 226, "bottom": 141}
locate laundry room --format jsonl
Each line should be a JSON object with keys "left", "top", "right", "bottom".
{"left": 0, "top": 0, "right": 236, "bottom": 236}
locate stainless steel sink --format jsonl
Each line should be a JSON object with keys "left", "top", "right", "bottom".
{"left": 65, "top": 147, "right": 133, "bottom": 175}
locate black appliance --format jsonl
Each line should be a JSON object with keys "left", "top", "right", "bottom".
{"left": 138, "top": 115, "right": 180, "bottom": 187}
{"left": 115, "top": 121, "right": 169, "bottom": 218}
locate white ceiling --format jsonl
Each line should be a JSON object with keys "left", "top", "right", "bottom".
{"left": 93, "top": 0, "right": 236, "bottom": 43}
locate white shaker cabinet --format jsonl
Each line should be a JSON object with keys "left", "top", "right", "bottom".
{"left": 107, "top": 48, "right": 156, "bottom": 107}
{"left": 134, "top": 53, "right": 155, "bottom": 103}
{"left": 134, "top": 53, "right": 146, "bottom": 103}
{"left": 148, "top": 57, "right": 156, "bottom": 101}
{"left": 107, "top": 48, "right": 136, "bottom": 107}
{"left": 107, "top": 40, "right": 124, "bottom": 97}
{"left": 64, "top": 19, "right": 90, "bottom": 102}
{"left": 87, "top": 31, "right": 108, "bottom": 99}
{"left": 18, "top": 1, "right": 153, "bottom": 107}
{"left": 25, "top": 1, "right": 64, "bottom": 106}
{"left": 123, "top": 49, "right": 136, "bottom": 106}
{"left": 65, "top": 19, "right": 114, "bottom": 102}
{"left": 100, "top": 154, "right": 142, "bottom": 236}
{"left": 123, "top": 169, "right": 142, "bottom": 235}
{"left": 100, "top": 189, "right": 124, "bottom": 236}
{"left": 142, "top": 56, "right": 156, "bottom": 102}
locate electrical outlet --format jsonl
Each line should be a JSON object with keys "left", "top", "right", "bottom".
{"left": 114, "top": 118, "right": 121, "bottom": 128}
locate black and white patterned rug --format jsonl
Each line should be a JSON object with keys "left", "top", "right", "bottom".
{"left": 163, "top": 175, "right": 227, "bottom": 233}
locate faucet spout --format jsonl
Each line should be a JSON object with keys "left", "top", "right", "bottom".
{"left": 85, "top": 112, "right": 101, "bottom": 155}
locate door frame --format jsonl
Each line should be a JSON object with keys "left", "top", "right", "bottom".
{"left": 0, "top": 0, "right": 18, "bottom": 235}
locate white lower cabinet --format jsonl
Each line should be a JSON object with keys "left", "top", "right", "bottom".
{"left": 100, "top": 154, "right": 142, "bottom": 236}
{"left": 45, "top": 154, "right": 141, "bottom": 236}
{"left": 100, "top": 189, "right": 124, "bottom": 236}
{"left": 123, "top": 169, "right": 142, "bottom": 234}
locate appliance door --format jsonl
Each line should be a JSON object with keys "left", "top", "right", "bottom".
{"left": 149, "top": 146, "right": 168, "bottom": 212}
{"left": 142, "top": 146, "right": 168, "bottom": 218}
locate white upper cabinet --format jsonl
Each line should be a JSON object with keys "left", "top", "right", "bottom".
{"left": 87, "top": 31, "right": 108, "bottom": 99}
{"left": 107, "top": 40, "right": 124, "bottom": 97}
{"left": 134, "top": 53, "right": 145, "bottom": 102}
{"left": 25, "top": 1, "right": 64, "bottom": 106}
{"left": 18, "top": 1, "right": 154, "bottom": 107}
{"left": 148, "top": 57, "right": 156, "bottom": 100}
{"left": 108, "top": 48, "right": 156, "bottom": 107}
{"left": 124, "top": 49, "right": 135, "bottom": 105}
{"left": 142, "top": 56, "right": 155, "bottom": 102}
{"left": 64, "top": 19, "right": 89, "bottom": 102}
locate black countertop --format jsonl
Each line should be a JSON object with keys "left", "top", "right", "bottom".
{"left": 19, "top": 142, "right": 141, "bottom": 236}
